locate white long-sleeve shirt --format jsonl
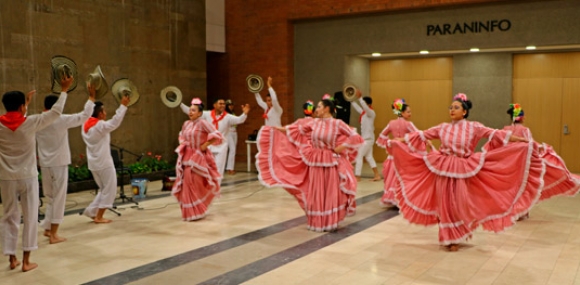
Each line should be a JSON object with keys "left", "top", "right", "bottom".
{"left": 82, "top": 105, "right": 127, "bottom": 171}
{"left": 37, "top": 100, "right": 94, "bottom": 167}
{"left": 0, "top": 92, "right": 67, "bottom": 180}
{"left": 201, "top": 111, "right": 247, "bottom": 140}
{"left": 352, "top": 97, "right": 376, "bottom": 141}
{"left": 255, "top": 87, "right": 282, "bottom": 127}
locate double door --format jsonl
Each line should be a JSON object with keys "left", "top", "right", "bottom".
{"left": 513, "top": 52, "right": 580, "bottom": 173}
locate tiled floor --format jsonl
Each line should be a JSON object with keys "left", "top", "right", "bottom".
{"left": 2, "top": 164, "right": 580, "bottom": 285}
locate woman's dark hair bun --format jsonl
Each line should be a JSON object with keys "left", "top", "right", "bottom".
{"left": 464, "top": 100, "right": 472, "bottom": 110}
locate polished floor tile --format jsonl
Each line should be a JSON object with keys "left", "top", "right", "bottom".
{"left": 1, "top": 165, "right": 580, "bottom": 285}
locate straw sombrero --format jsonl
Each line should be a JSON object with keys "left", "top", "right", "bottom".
{"left": 111, "top": 78, "right": 140, "bottom": 106}
{"left": 160, "top": 86, "right": 182, "bottom": 108}
{"left": 86, "top": 65, "right": 108, "bottom": 100}
{"left": 50, "top": 55, "right": 78, "bottom": 94}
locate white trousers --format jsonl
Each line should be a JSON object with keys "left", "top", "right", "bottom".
{"left": 226, "top": 131, "right": 238, "bottom": 171}
{"left": 209, "top": 142, "right": 228, "bottom": 177}
{"left": 0, "top": 178, "right": 39, "bottom": 254}
{"left": 40, "top": 166, "right": 68, "bottom": 229}
{"left": 83, "top": 167, "right": 117, "bottom": 218}
{"left": 355, "top": 139, "right": 377, "bottom": 176}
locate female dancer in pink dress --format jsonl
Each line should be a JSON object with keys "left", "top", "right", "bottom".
{"left": 388, "top": 93, "right": 542, "bottom": 251}
{"left": 376, "top": 99, "right": 425, "bottom": 208}
{"left": 172, "top": 98, "right": 224, "bottom": 221}
{"left": 503, "top": 104, "right": 580, "bottom": 220}
{"left": 257, "top": 98, "right": 364, "bottom": 232}
{"left": 256, "top": 100, "right": 315, "bottom": 210}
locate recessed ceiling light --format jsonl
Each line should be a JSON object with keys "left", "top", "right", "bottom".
{"left": 419, "top": 50, "right": 429, "bottom": 54}
{"left": 470, "top": 48, "right": 480, "bottom": 52}
{"left": 526, "top": 45, "right": 537, "bottom": 50}
{"left": 371, "top": 53, "right": 381, "bottom": 57}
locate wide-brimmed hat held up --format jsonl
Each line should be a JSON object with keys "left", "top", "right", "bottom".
{"left": 86, "top": 65, "right": 109, "bottom": 100}
{"left": 160, "top": 86, "right": 183, "bottom": 108}
{"left": 51, "top": 55, "right": 78, "bottom": 94}
{"left": 111, "top": 78, "right": 140, "bottom": 106}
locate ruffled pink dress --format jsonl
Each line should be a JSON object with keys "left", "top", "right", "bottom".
{"left": 376, "top": 118, "right": 424, "bottom": 206}
{"left": 256, "top": 117, "right": 364, "bottom": 232}
{"left": 256, "top": 117, "right": 313, "bottom": 210}
{"left": 172, "top": 118, "right": 223, "bottom": 221}
{"left": 502, "top": 124, "right": 580, "bottom": 200}
{"left": 387, "top": 119, "right": 544, "bottom": 245}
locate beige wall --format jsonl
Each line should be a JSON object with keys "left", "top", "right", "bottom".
{"left": 0, "top": 0, "right": 206, "bottom": 164}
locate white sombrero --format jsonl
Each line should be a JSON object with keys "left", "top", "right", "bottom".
{"left": 160, "top": 86, "right": 182, "bottom": 108}
{"left": 111, "top": 78, "right": 140, "bottom": 106}
{"left": 86, "top": 65, "right": 109, "bottom": 100}
{"left": 51, "top": 55, "right": 78, "bottom": 94}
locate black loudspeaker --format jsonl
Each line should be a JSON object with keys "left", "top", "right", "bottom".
{"left": 334, "top": 91, "right": 351, "bottom": 124}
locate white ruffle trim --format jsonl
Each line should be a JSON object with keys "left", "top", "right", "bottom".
{"left": 255, "top": 127, "right": 308, "bottom": 208}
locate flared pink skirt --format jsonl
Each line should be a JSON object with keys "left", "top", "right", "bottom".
{"left": 388, "top": 141, "right": 543, "bottom": 245}
{"left": 305, "top": 162, "right": 356, "bottom": 232}
{"left": 173, "top": 166, "right": 218, "bottom": 221}
{"left": 380, "top": 157, "right": 398, "bottom": 206}
{"left": 256, "top": 126, "right": 309, "bottom": 210}
{"left": 538, "top": 146, "right": 580, "bottom": 201}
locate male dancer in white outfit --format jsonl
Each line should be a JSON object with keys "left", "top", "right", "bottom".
{"left": 0, "top": 75, "right": 72, "bottom": 272}
{"left": 254, "top": 76, "right": 282, "bottom": 127}
{"left": 225, "top": 100, "right": 238, "bottom": 175}
{"left": 81, "top": 95, "right": 130, "bottom": 223}
{"left": 36, "top": 84, "right": 95, "bottom": 244}
{"left": 180, "top": 99, "right": 250, "bottom": 177}
{"left": 352, "top": 91, "right": 380, "bottom": 181}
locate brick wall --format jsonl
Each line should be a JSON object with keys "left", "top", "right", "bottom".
{"left": 210, "top": 0, "right": 510, "bottom": 166}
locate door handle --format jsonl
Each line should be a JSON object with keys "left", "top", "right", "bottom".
{"left": 564, "top": 124, "right": 570, "bottom": 135}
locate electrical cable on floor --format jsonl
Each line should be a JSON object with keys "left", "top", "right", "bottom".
{"left": 133, "top": 185, "right": 266, "bottom": 210}
{"left": 214, "top": 185, "right": 266, "bottom": 203}
{"left": 136, "top": 202, "right": 178, "bottom": 211}
{"left": 65, "top": 200, "right": 78, "bottom": 210}
{"left": 57, "top": 178, "right": 263, "bottom": 212}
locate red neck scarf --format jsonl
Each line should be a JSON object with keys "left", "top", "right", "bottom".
{"left": 0, "top": 111, "right": 26, "bottom": 131}
{"left": 359, "top": 106, "right": 373, "bottom": 123}
{"left": 211, "top": 109, "right": 227, "bottom": 130}
{"left": 83, "top": 117, "right": 100, "bottom": 133}
{"left": 262, "top": 107, "right": 271, "bottom": 119}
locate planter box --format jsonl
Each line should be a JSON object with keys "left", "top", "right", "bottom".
{"left": 67, "top": 180, "right": 99, "bottom": 194}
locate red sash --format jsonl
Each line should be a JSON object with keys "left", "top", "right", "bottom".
{"left": 0, "top": 112, "right": 26, "bottom": 131}
{"left": 262, "top": 107, "right": 270, "bottom": 119}
{"left": 211, "top": 110, "right": 226, "bottom": 130}
{"left": 83, "top": 117, "right": 100, "bottom": 133}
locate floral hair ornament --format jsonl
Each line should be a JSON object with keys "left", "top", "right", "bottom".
{"left": 392, "top": 98, "right": 406, "bottom": 116}
{"left": 304, "top": 100, "right": 314, "bottom": 115}
{"left": 191, "top": 98, "right": 202, "bottom": 105}
{"left": 322, "top": 94, "right": 332, "bottom": 100}
{"left": 453, "top": 93, "right": 468, "bottom": 102}
{"left": 510, "top": 103, "right": 524, "bottom": 122}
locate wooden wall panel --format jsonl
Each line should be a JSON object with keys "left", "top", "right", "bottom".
{"left": 370, "top": 57, "right": 452, "bottom": 162}
{"left": 513, "top": 52, "right": 580, "bottom": 173}
{"left": 512, "top": 78, "right": 563, "bottom": 152}
{"left": 561, "top": 78, "right": 580, "bottom": 172}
